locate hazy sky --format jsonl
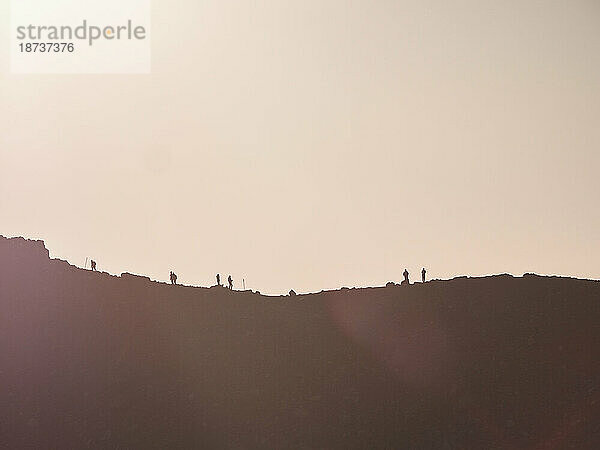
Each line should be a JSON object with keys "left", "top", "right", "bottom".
{"left": 1, "top": 0, "right": 599, "bottom": 294}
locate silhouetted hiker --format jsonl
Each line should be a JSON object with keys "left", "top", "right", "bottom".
{"left": 216, "top": 273, "right": 221, "bottom": 286}
{"left": 228, "top": 275, "right": 233, "bottom": 290}
{"left": 91, "top": 260, "right": 97, "bottom": 271}
{"left": 422, "top": 268, "right": 426, "bottom": 283}
{"left": 170, "top": 271, "right": 177, "bottom": 285}
{"left": 403, "top": 269, "right": 410, "bottom": 284}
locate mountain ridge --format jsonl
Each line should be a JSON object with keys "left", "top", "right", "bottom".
{"left": 1, "top": 234, "right": 595, "bottom": 293}
{"left": 1, "top": 234, "right": 599, "bottom": 449}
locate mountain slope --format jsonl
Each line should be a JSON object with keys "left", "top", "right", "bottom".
{"left": 1, "top": 235, "right": 599, "bottom": 449}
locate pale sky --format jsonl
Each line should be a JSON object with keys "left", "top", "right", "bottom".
{"left": 1, "top": 0, "right": 599, "bottom": 294}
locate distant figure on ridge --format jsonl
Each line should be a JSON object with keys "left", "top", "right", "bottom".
{"left": 422, "top": 268, "right": 426, "bottom": 283}
{"left": 170, "top": 271, "right": 177, "bottom": 285}
{"left": 216, "top": 273, "right": 221, "bottom": 286}
{"left": 228, "top": 275, "right": 233, "bottom": 290}
{"left": 91, "top": 260, "right": 97, "bottom": 271}
{"left": 403, "top": 269, "right": 410, "bottom": 285}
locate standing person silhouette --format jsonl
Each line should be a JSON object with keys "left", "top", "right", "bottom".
{"left": 403, "top": 269, "right": 410, "bottom": 284}
{"left": 422, "top": 268, "right": 426, "bottom": 283}
{"left": 228, "top": 275, "right": 233, "bottom": 290}
{"left": 216, "top": 274, "right": 221, "bottom": 286}
{"left": 91, "top": 260, "right": 97, "bottom": 271}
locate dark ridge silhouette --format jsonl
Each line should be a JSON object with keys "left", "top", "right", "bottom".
{"left": 1, "top": 235, "right": 600, "bottom": 449}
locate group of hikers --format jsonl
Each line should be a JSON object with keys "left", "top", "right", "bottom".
{"left": 170, "top": 271, "right": 233, "bottom": 289}
{"left": 168, "top": 270, "right": 426, "bottom": 289}
{"left": 216, "top": 273, "right": 234, "bottom": 290}
{"left": 89, "top": 260, "right": 235, "bottom": 289}
{"left": 90, "top": 259, "right": 427, "bottom": 290}
{"left": 402, "top": 268, "right": 427, "bottom": 284}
